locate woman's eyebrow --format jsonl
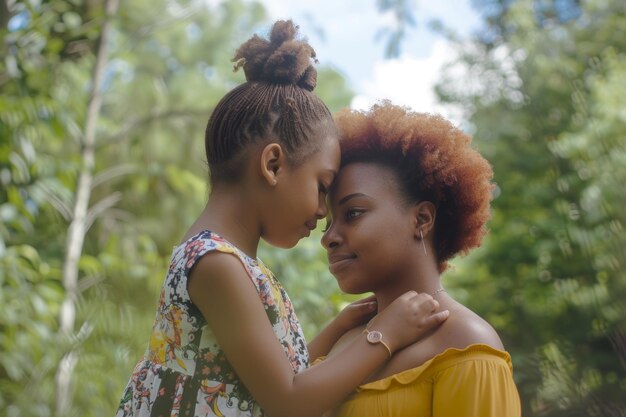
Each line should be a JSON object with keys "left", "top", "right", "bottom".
{"left": 337, "top": 192, "right": 368, "bottom": 206}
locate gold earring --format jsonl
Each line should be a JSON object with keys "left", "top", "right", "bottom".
{"left": 419, "top": 229, "right": 427, "bottom": 256}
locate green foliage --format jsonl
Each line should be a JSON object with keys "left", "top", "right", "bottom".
{"left": 0, "top": 1, "right": 353, "bottom": 416}
{"left": 11, "top": 0, "right": 625, "bottom": 416}
{"left": 0, "top": 245, "right": 63, "bottom": 416}
{"left": 437, "top": 0, "right": 626, "bottom": 415}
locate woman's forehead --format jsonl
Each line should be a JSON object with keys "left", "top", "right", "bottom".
{"left": 331, "top": 163, "right": 399, "bottom": 200}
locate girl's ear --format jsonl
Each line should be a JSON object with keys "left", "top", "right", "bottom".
{"left": 259, "top": 143, "right": 285, "bottom": 186}
{"left": 413, "top": 201, "right": 436, "bottom": 239}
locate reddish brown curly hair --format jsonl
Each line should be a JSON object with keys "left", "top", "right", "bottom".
{"left": 335, "top": 101, "right": 494, "bottom": 272}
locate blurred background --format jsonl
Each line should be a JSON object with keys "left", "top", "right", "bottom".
{"left": 1, "top": 0, "right": 625, "bottom": 416}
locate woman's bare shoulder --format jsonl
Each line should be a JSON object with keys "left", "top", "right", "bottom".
{"left": 378, "top": 303, "right": 504, "bottom": 379}
{"left": 437, "top": 304, "right": 504, "bottom": 350}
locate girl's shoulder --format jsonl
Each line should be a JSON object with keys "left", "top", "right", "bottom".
{"left": 176, "top": 229, "right": 238, "bottom": 253}
{"left": 176, "top": 230, "right": 279, "bottom": 301}
{"left": 173, "top": 230, "right": 260, "bottom": 271}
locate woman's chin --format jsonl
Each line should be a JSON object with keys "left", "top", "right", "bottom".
{"left": 335, "top": 278, "right": 369, "bottom": 295}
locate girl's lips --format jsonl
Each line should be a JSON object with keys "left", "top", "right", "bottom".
{"left": 305, "top": 220, "right": 317, "bottom": 230}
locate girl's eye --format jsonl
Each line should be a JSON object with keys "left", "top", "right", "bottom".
{"left": 319, "top": 183, "right": 329, "bottom": 194}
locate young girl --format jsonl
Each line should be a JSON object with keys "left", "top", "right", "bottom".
{"left": 116, "top": 21, "right": 448, "bottom": 417}
{"left": 320, "top": 101, "right": 521, "bottom": 416}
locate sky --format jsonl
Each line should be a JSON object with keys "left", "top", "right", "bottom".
{"left": 255, "top": 0, "right": 482, "bottom": 125}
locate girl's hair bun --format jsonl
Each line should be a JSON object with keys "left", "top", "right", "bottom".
{"left": 233, "top": 20, "right": 318, "bottom": 91}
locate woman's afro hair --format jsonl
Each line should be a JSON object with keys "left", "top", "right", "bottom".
{"left": 335, "top": 101, "right": 495, "bottom": 272}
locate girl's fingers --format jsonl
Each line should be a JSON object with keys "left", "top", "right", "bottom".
{"left": 350, "top": 301, "right": 377, "bottom": 312}
{"left": 398, "top": 290, "right": 418, "bottom": 301}
{"left": 423, "top": 310, "right": 450, "bottom": 327}
{"left": 351, "top": 294, "right": 377, "bottom": 306}
{"left": 363, "top": 301, "right": 377, "bottom": 311}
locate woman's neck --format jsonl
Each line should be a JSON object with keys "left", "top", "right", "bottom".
{"left": 374, "top": 260, "right": 444, "bottom": 313}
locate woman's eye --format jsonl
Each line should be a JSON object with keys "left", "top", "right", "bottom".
{"left": 319, "top": 183, "right": 329, "bottom": 194}
{"left": 346, "top": 209, "right": 363, "bottom": 220}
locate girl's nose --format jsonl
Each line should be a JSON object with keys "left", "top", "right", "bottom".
{"left": 316, "top": 193, "right": 329, "bottom": 219}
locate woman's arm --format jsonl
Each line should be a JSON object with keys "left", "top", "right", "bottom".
{"left": 307, "top": 295, "right": 377, "bottom": 361}
{"left": 189, "top": 253, "right": 447, "bottom": 417}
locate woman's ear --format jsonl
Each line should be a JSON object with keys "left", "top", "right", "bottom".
{"left": 259, "top": 143, "right": 285, "bottom": 186}
{"left": 413, "top": 201, "right": 436, "bottom": 239}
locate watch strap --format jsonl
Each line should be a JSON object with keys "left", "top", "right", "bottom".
{"left": 363, "top": 328, "right": 392, "bottom": 358}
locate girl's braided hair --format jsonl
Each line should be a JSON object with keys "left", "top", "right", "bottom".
{"left": 205, "top": 20, "right": 336, "bottom": 183}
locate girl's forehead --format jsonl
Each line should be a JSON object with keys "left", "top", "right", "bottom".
{"left": 313, "top": 137, "right": 340, "bottom": 170}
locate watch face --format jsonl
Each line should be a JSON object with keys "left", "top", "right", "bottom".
{"left": 367, "top": 330, "right": 383, "bottom": 343}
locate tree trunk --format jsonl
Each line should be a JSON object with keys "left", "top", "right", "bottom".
{"left": 55, "top": 0, "right": 120, "bottom": 414}
{"left": 0, "top": 0, "right": 11, "bottom": 31}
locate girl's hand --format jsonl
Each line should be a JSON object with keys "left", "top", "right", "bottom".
{"left": 333, "top": 294, "right": 377, "bottom": 333}
{"left": 307, "top": 294, "right": 377, "bottom": 361}
{"left": 367, "top": 291, "right": 449, "bottom": 354}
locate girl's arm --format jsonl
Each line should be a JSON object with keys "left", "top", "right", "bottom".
{"left": 307, "top": 295, "right": 377, "bottom": 361}
{"left": 189, "top": 253, "right": 447, "bottom": 417}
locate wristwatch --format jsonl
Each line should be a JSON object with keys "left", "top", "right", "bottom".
{"left": 363, "top": 328, "right": 392, "bottom": 358}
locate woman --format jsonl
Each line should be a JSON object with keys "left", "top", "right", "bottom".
{"left": 115, "top": 23, "right": 447, "bottom": 417}
{"left": 319, "top": 101, "right": 521, "bottom": 416}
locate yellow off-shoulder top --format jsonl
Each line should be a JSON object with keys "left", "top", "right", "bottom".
{"left": 322, "top": 344, "right": 521, "bottom": 417}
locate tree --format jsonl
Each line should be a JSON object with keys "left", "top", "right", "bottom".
{"left": 0, "top": 1, "right": 354, "bottom": 415}
{"left": 436, "top": 0, "right": 626, "bottom": 414}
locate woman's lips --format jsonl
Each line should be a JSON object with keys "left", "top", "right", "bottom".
{"left": 328, "top": 253, "right": 356, "bottom": 274}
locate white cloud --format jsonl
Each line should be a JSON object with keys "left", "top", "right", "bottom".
{"left": 242, "top": 0, "right": 478, "bottom": 127}
{"left": 351, "top": 40, "right": 465, "bottom": 126}
{"left": 255, "top": 0, "right": 296, "bottom": 19}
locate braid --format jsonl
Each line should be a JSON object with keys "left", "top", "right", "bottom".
{"left": 205, "top": 20, "right": 336, "bottom": 183}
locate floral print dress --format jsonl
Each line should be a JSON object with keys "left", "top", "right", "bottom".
{"left": 116, "top": 231, "right": 309, "bottom": 417}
